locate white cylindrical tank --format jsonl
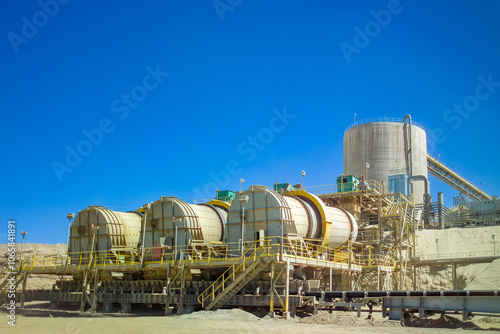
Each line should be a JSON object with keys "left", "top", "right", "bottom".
{"left": 225, "top": 185, "right": 358, "bottom": 250}
{"left": 141, "top": 196, "right": 227, "bottom": 249}
{"left": 69, "top": 206, "right": 142, "bottom": 263}
{"left": 343, "top": 118, "right": 428, "bottom": 205}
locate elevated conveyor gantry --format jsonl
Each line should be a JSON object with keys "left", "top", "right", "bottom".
{"left": 427, "top": 154, "right": 492, "bottom": 201}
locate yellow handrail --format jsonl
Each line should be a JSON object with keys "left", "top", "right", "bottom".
{"left": 12, "top": 237, "right": 387, "bottom": 273}
{"left": 197, "top": 237, "right": 273, "bottom": 306}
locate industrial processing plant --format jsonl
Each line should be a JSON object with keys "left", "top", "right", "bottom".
{"left": 2, "top": 116, "right": 499, "bottom": 321}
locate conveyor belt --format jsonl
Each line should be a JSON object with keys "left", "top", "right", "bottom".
{"left": 306, "top": 289, "right": 500, "bottom": 321}
{"left": 305, "top": 289, "right": 499, "bottom": 299}
{"left": 427, "top": 154, "right": 491, "bottom": 201}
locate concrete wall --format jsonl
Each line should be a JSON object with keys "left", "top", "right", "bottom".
{"left": 415, "top": 226, "right": 500, "bottom": 290}
{"left": 416, "top": 226, "right": 500, "bottom": 259}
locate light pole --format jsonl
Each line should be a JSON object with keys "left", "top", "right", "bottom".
{"left": 239, "top": 194, "right": 249, "bottom": 256}
{"left": 435, "top": 239, "right": 439, "bottom": 258}
{"left": 365, "top": 162, "right": 370, "bottom": 181}
{"left": 493, "top": 235, "right": 496, "bottom": 255}
{"left": 66, "top": 213, "right": 75, "bottom": 254}
{"left": 20, "top": 231, "right": 28, "bottom": 266}
{"left": 240, "top": 178, "right": 245, "bottom": 193}
{"left": 354, "top": 113, "right": 356, "bottom": 124}
{"left": 301, "top": 170, "right": 306, "bottom": 188}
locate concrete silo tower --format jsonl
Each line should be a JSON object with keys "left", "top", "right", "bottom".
{"left": 343, "top": 116, "right": 429, "bottom": 206}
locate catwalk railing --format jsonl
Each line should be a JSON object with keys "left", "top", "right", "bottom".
{"left": 305, "top": 179, "right": 386, "bottom": 196}
{"left": 2, "top": 237, "right": 400, "bottom": 280}
{"left": 418, "top": 202, "right": 500, "bottom": 229}
{"left": 416, "top": 249, "right": 499, "bottom": 261}
{"left": 344, "top": 117, "right": 425, "bottom": 133}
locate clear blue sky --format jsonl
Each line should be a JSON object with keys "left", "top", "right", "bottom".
{"left": 1, "top": 1, "right": 499, "bottom": 244}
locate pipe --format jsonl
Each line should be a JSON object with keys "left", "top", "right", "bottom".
{"left": 66, "top": 219, "right": 72, "bottom": 253}
{"left": 410, "top": 175, "right": 430, "bottom": 201}
{"left": 89, "top": 224, "right": 98, "bottom": 267}
{"left": 239, "top": 195, "right": 249, "bottom": 256}
{"left": 410, "top": 175, "right": 431, "bottom": 225}
{"left": 305, "top": 290, "right": 500, "bottom": 299}
{"left": 241, "top": 204, "right": 245, "bottom": 256}
{"left": 438, "top": 192, "right": 444, "bottom": 229}
{"left": 403, "top": 115, "right": 413, "bottom": 178}
{"left": 140, "top": 203, "right": 151, "bottom": 268}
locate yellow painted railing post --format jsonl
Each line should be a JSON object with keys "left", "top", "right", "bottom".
{"left": 270, "top": 262, "right": 274, "bottom": 314}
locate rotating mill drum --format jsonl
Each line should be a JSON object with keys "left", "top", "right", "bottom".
{"left": 141, "top": 196, "right": 228, "bottom": 250}
{"left": 225, "top": 185, "right": 358, "bottom": 251}
{"left": 69, "top": 206, "right": 142, "bottom": 264}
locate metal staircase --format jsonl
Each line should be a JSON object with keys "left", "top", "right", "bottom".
{"left": 0, "top": 273, "right": 23, "bottom": 297}
{"left": 198, "top": 238, "right": 272, "bottom": 310}
{"left": 0, "top": 265, "right": 26, "bottom": 304}
{"left": 205, "top": 258, "right": 267, "bottom": 310}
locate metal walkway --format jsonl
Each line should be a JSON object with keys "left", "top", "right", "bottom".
{"left": 427, "top": 154, "right": 491, "bottom": 201}
{"left": 414, "top": 254, "right": 500, "bottom": 266}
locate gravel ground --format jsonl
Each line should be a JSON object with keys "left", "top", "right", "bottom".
{"left": 2, "top": 302, "right": 500, "bottom": 334}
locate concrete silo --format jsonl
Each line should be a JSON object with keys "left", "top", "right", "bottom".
{"left": 343, "top": 116, "right": 428, "bottom": 206}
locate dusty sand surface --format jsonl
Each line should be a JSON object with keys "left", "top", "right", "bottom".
{"left": 465, "top": 258, "right": 500, "bottom": 290}
{"left": 2, "top": 302, "right": 500, "bottom": 334}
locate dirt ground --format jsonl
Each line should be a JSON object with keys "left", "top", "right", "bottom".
{"left": 2, "top": 302, "right": 500, "bottom": 334}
